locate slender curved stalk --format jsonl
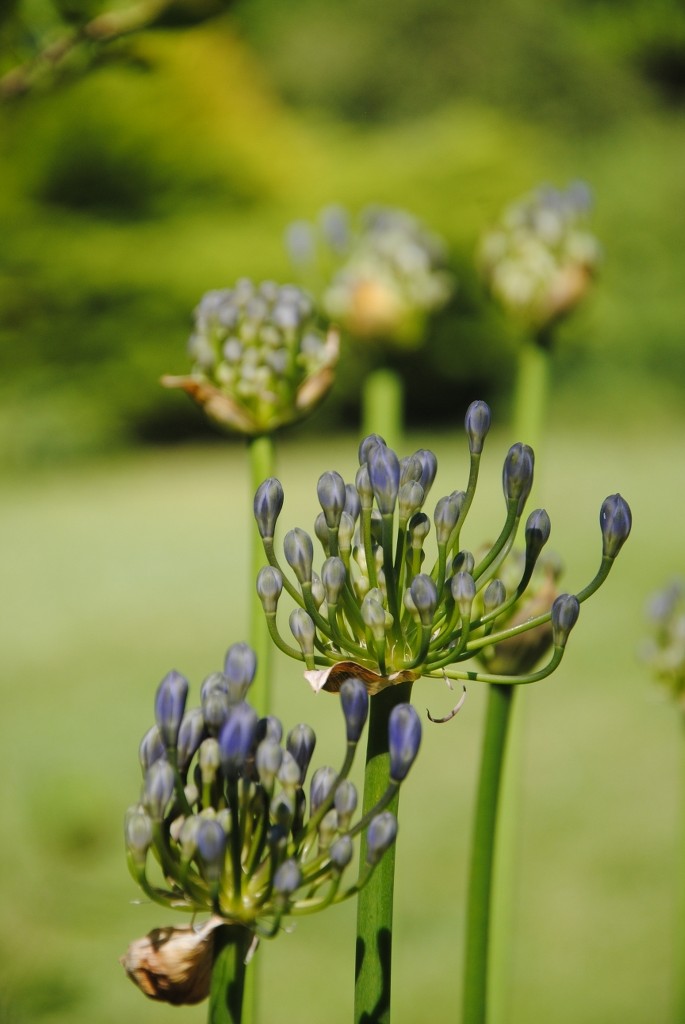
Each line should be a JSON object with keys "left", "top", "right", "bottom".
{"left": 462, "top": 684, "right": 514, "bottom": 1024}
{"left": 208, "top": 926, "right": 254, "bottom": 1024}
{"left": 248, "top": 434, "right": 275, "bottom": 717}
{"left": 355, "top": 681, "right": 413, "bottom": 1024}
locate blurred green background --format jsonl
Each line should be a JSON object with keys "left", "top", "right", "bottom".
{"left": 1, "top": 0, "right": 684, "bottom": 1021}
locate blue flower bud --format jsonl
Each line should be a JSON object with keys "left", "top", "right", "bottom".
{"left": 202, "top": 686, "right": 231, "bottom": 734}
{"left": 344, "top": 483, "right": 361, "bottom": 523}
{"left": 355, "top": 464, "right": 374, "bottom": 510}
{"left": 124, "top": 806, "right": 153, "bottom": 863}
{"left": 256, "top": 566, "right": 283, "bottom": 614}
{"left": 358, "top": 434, "right": 386, "bottom": 465}
{"left": 254, "top": 478, "right": 284, "bottom": 540}
{"left": 314, "top": 512, "right": 329, "bottom": 553}
{"left": 388, "top": 703, "right": 422, "bottom": 782}
{"left": 400, "top": 454, "right": 423, "bottom": 486}
{"left": 176, "top": 708, "right": 205, "bottom": 772}
{"left": 408, "top": 512, "right": 431, "bottom": 549}
{"left": 368, "top": 445, "right": 401, "bottom": 515}
{"left": 284, "top": 528, "right": 314, "bottom": 584}
{"left": 330, "top": 834, "right": 354, "bottom": 870}
{"left": 256, "top": 738, "right": 283, "bottom": 787}
{"left": 551, "top": 593, "right": 580, "bottom": 647}
{"left": 287, "top": 724, "right": 317, "bottom": 781}
{"left": 334, "top": 780, "right": 358, "bottom": 829}
{"left": 218, "top": 702, "right": 259, "bottom": 779}
{"left": 409, "top": 574, "right": 438, "bottom": 627}
{"left": 139, "top": 725, "right": 165, "bottom": 773}
{"left": 143, "top": 758, "right": 175, "bottom": 820}
{"left": 340, "top": 677, "right": 369, "bottom": 743}
{"left": 398, "top": 481, "right": 425, "bottom": 521}
{"left": 453, "top": 549, "right": 475, "bottom": 574}
{"left": 318, "top": 808, "right": 338, "bottom": 849}
{"left": 317, "top": 471, "right": 347, "bottom": 529}
{"left": 366, "top": 811, "right": 398, "bottom": 865}
{"left": 321, "top": 556, "right": 347, "bottom": 606}
{"left": 503, "top": 443, "right": 535, "bottom": 511}
{"left": 224, "top": 643, "right": 257, "bottom": 702}
{"left": 525, "top": 508, "right": 551, "bottom": 562}
{"left": 600, "top": 493, "right": 632, "bottom": 558}
{"left": 483, "top": 579, "right": 506, "bottom": 613}
{"left": 270, "top": 791, "right": 296, "bottom": 831}
{"left": 196, "top": 818, "right": 226, "bottom": 884}
{"left": 465, "top": 400, "right": 492, "bottom": 455}
{"left": 257, "top": 715, "right": 283, "bottom": 744}
{"left": 451, "top": 571, "right": 476, "bottom": 617}
{"left": 273, "top": 858, "right": 302, "bottom": 896}
{"left": 414, "top": 449, "right": 438, "bottom": 496}
{"left": 289, "top": 608, "right": 316, "bottom": 657}
{"left": 154, "top": 670, "right": 189, "bottom": 748}
{"left": 277, "top": 750, "right": 302, "bottom": 791}
{"left": 434, "top": 494, "right": 461, "bottom": 545}
{"left": 310, "top": 765, "right": 338, "bottom": 814}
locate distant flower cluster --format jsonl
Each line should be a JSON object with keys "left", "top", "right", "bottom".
{"left": 477, "top": 182, "right": 601, "bottom": 332}
{"left": 642, "top": 580, "right": 685, "bottom": 707}
{"left": 162, "top": 279, "right": 338, "bottom": 435}
{"left": 287, "top": 205, "right": 454, "bottom": 348}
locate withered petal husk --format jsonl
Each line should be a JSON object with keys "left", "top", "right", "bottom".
{"left": 304, "top": 660, "right": 419, "bottom": 695}
{"left": 120, "top": 917, "right": 224, "bottom": 1005}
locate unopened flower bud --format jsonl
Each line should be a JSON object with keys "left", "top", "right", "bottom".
{"left": 257, "top": 715, "right": 283, "bottom": 744}
{"left": 310, "top": 765, "right": 337, "bottom": 814}
{"left": 139, "top": 725, "right": 165, "bottom": 773}
{"left": 273, "top": 858, "right": 302, "bottom": 896}
{"left": 334, "top": 780, "right": 358, "bottom": 829}
{"left": 465, "top": 400, "right": 492, "bottom": 455}
{"left": 317, "top": 471, "right": 347, "bottom": 529}
{"left": 551, "top": 593, "right": 580, "bottom": 647}
{"left": 223, "top": 643, "right": 257, "bottom": 702}
{"left": 286, "top": 724, "right": 317, "bottom": 781}
{"left": 415, "top": 449, "right": 438, "bottom": 495}
{"left": 398, "top": 481, "right": 425, "bottom": 521}
{"left": 155, "top": 670, "right": 189, "bottom": 749}
{"left": 600, "top": 493, "right": 632, "bottom": 558}
{"left": 284, "top": 528, "right": 314, "bottom": 584}
{"left": 322, "top": 556, "right": 347, "bottom": 605}
{"left": 270, "top": 790, "right": 296, "bottom": 831}
{"left": 176, "top": 709, "right": 205, "bottom": 772}
{"left": 355, "top": 464, "right": 374, "bottom": 509}
{"left": 361, "top": 594, "right": 387, "bottom": 640}
{"left": 400, "top": 454, "right": 423, "bottom": 486}
{"left": 314, "top": 511, "right": 329, "bottom": 552}
{"left": 125, "top": 806, "right": 153, "bottom": 863}
{"left": 453, "top": 549, "right": 474, "bottom": 574}
{"left": 338, "top": 511, "right": 355, "bottom": 555}
{"left": 256, "top": 566, "right": 283, "bottom": 614}
{"left": 199, "top": 738, "right": 220, "bottom": 786}
{"left": 452, "top": 572, "right": 476, "bottom": 617}
{"left": 254, "top": 478, "right": 284, "bottom": 540}
{"left": 366, "top": 811, "right": 398, "bottom": 865}
{"left": 409, "top": 574, "right": 438, "bottom": 627}
{"left": 289, "top": 608, "right": 316, "bottom": 657}
{"left": 277, "top": 750, "right": 302, "bottom": 791}
{"left": 434, "top": 494, "right": 461, "bottom": 545}
{"left": 143, "top": 759, "right": 175, "bottom": 820}
{"left": 340, "top": 677, "right": 369, "bottom": 742}
{"left": 330, "top": 834, "right": 354, "bottom": 870}
{"left": 368, "top": 445, "right": 401, "bottom": 515}
{"left": 218, "top": 702, "right": 259, "bottom": 779}
{"left": 344, "top": 483, "right": 361, "bottom": 523}
{"left": 525, "top": 508, "right": 551, "bottom": 562}
{"left": 408, "top": 512, "right": 431, "bottom": 549}
{"left": 256, "top": 738, "right": 283, "bottom": 787}
{"left": 358, "top": 434, "right": 386, "bottom": 465}
{"left": 196, "top": 818, "right": 226, "bottom": 884}
{"left": 201, "top": 687, "right": 230, "bottom": 734}
{"left": 483, "top": 579, "right": 506, "bottom": 613}
{"left": 503, "top": 443, "right": 535, "bottom": 511}
{"left": 388, "top": 703, "right": 422, "bottom": 782}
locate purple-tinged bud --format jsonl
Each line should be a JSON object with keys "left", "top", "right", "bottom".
{"left": 415, "top": 449, "right": 438, "bottom": 496}
{"left": 600, "top": 493, "right": 632, "bottom": 559}
{"left": 196, "top": 818, "right": 226, "bottom": 884}
{"left": 434, "top": 494, "right": 461, "bottom": 545}
{"left": 224, "top": 643, "right": 257, "bottom": 702}
{"left": 318, "top": 808, "right": 338, "bottom": 849}
{"left": 314, "top": 511, "right": 329, "bottom": 552}
{"left": 483, "top": 579, "right": 506, "bottom": 613}
{"left": 408, "top": 512, "right": 431, "bottom": 549}
{"left": 388, "top": 703, "right": 422, "bottom": 782}
{"left": 284, "top": 528, "right": 314, "bottom": 584}
{"left": 277, "top": 750, "right": 302, "bottom": 791}
{"left": 451, "top": 572, "right": 476, "bottom": 617}
{"left": 366, "top": 811, "right": 398, "bottom": 865}
{"left": 256, "top": 566, "right": 283, "bottom": 614}
{"left": 270, "top": 790, "right": 295, "bottom": 831}
{"left": 199, "top": 737, "right": 220, "bottom": 786}
{"left": 465, "top": 401, "right": 492, "bottom": 455}
{"left": 176, "top": 709, "right": 205, "bottom": 772}
{"left": 322, "top": 556, "right": 347, "bottom": 605}
{"left": 398, "top": 481, "right": 425, "bottom": 521}
{"left": 334, "top": 780, "right": 358, "bottom": 829}
{"left": 218, "top": 702, "right": 259, "bottom": 779}
{"left": 142, "top": 759, "right": 175, "bottom": 820}
{"left": 154, "top": 670, "right": 189, "bottom": 748}
{"left": 340, "top": 678, "right": 369, "bottom": 743}
{"left": 503, "top": 443, "right": 535, "bottom": 511}
{"left": 273, "top": 858, "right": 302, "bottom": 896}
{"left": 310, "top": 765, "right": 338, "bottom": 814}
{"left": 358, "top": 433, "right": 386, "bottom": 465}
{"left": 257, "top": 715, "right": 283, "bottom": 744}
{"left": 289, "top": 608, "right": 316, "bottom": 658}
{"left": 368, "top": 445, "right": 401, "bottom": 516}
{"left": 287, "top": 724, "right": 317, "bottom": 781}
{"left": 400, "top": 454, "right": 423, "bottom": 486}
{"left": 525, "top": 508, "right": 551, "bottom": 564}
{"left": 124, "top": 806, "right": 153, "bottom": 863}
{"left": 330, "top": 834, "right": 354, "bottom": 870}
{"left": 178, "top": 815, "right": 202, "bottom": 861}
{"left": 409, "top": 574, "right": 438, "bottom": 627}
{"left": 344, "top": 483, "right": 361, "bottom": 523}
{"left": 139, "top": 725, "right": 165, "bottom": 773}
{"left": 453, "top": 549, "right": 475, "bottom": 574}
{"left": 256, "top": 738, "right": 283, "bottom": 787}
{"left": 551, "top": 593, "right": 580, "bottom": 647}
{"left": 317, "top": 471, "right": 347, "bottom": 529}
{"left": 254, "top": 478, "right": 284, "bottom": 540}
{"left": 355, "top": 464, "right": 374, "bottom": 510}
{"left": 202, "top": 686, "right": 231, "bottom": 734}
{"left": 201, "top": 671, "right": 227, "bottom": 701}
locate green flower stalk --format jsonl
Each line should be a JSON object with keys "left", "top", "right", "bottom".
{"left": 122, "top": 642, "right": 420, "bottom": 1022}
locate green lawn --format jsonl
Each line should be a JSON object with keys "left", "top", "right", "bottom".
{"left": 0, "top": 417, "right": 681, "bottom": 1023}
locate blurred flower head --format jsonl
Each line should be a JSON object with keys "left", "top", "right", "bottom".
{"left": 286, "top": 205, "right": 454, "bottom": 348}
{"left": 477, "top": 182, "right": 601, "bottom": 332}
{"left": 641, "top": 579, "right": 685, "bottom": 707}
{"left": 162, "top": 279, "right": 338, "bottom": 435}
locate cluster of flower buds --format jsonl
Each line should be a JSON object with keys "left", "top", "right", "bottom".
{"left": 124, "top": 644, "right": 421, "bottom": 965}
{"left": 477, "top": 182, "right": 601, "bottom": 332}
{"left": 162, "top": 279, "right": 339, "bottom": 435}
{"left": 286, "top": 205, "right": 454, "bottom": 348}
{"left": 254, "top": 401, "right": 631, "bottom": 712}
{"left": 642, "top": 579, "right": 685, "bottom": 707}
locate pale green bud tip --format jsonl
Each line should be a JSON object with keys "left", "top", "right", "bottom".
{"left": 254, "top": 478, "right": 284, "bottom": 540}
{"left": 551, "top": 593, "right": 580, "bottom": 647}
{"left": 600, "top": 493, "right": 632, "bottom": 559}
{"left": 125, "top": 806, "right": 153, "bottom": 860}
{"left": 366, "top": 812, "right": 399, "bottom": 865}
{"left": 465, "top": 400, "right": 491, "bottom": 455}
{"left": 256, "top": 566, "right": 283, "bottom": 613}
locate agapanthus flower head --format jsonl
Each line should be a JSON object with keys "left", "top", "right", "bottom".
{"left": 162, "top": 279, "right": 339, "bottom": 435}
{"left": 286, "top": 205, "right": 454, "bottom": 349}
{"left": 124, "top": 644, "right": 418, "bottom": 1002}
{"left": 254, "top": 401, "right": 630, "bottom": 713}
{"left": 477, "top": 182, "right": 601, "bottom": 331}
{"left": 641, "top": 578, "right": 685, "bottom": 707}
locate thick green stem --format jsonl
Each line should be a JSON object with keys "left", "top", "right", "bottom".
{"left": 354, "top": 681, "right": 413, "bottom": 1024}
{"left": 248, "top": 434, "right": 275, "bottom": 717}
{"left": 208, "top": 926, "right": 254, "bottom": 1024}
{"left": 362, "top": 367, "right": 403, "bottom": 453}
{"left": 463, "top": 684, "right": 515, "bottom": 1024}
{"left": 677, "top": 712, "right": 685, "bottom": 1022}
{"left": 512, "top": 332, "right": 551, "bottom": 450}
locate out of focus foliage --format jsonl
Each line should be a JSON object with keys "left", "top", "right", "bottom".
{"left": 1, "top": 0, "right": 684, "bottom": 467}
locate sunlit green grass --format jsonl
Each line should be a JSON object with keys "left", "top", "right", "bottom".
{"left": 0, "top": 417, "right": 682, "bottom": 1023}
